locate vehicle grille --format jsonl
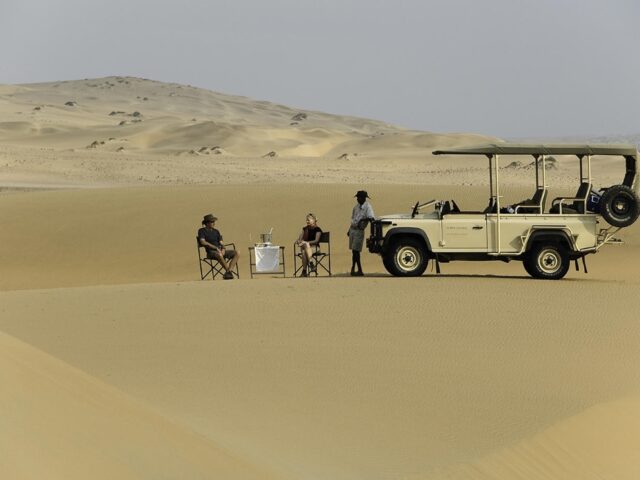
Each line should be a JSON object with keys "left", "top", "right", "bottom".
{"left": 367, "top": 220, "right": 384, "bottom": 253}
{"left": 370, "top": 220, "right": 383, "bottom": 240}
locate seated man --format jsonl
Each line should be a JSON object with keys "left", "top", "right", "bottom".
{"left": 197, "top": 213, "right": 239, "bottom": 280}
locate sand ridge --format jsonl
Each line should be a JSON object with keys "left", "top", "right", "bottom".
{"left": 0, "top": 77, "right": 487, "bottom": 159}
{"left": 0, "top": 330, "right": 283, "bottom": 480}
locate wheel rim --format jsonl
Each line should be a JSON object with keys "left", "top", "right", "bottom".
{"left": 396, "top": 246, "right": 421, "bottom": 272}
{"left": 537, "top": 248, "right": 561, "bottom": 274}
{"left": 612, "top": 195, "right": 630, "bottom": 216}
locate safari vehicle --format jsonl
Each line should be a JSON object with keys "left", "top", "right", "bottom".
{"left": 367, "top": 144, "right": 640, "bottom": 279}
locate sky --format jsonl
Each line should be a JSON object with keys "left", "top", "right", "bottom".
{"left": 0, "top": 0, "right": 639, "bottom": 138}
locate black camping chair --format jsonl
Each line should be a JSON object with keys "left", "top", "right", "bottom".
{"left": 293, "top": 231, "right": 332, "bottom": 277}
{"left": 197, "top": 237, "right": 240, "bottom": 280}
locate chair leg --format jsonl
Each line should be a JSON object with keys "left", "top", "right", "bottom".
{"left": 293, "top": 252, "right": 304, "bottom": 277}
{"left": 209, "top": 263, "right": 217, "bottom": 280}
{"left": 200, "top": 260, "right": 215, "bottom": 280}
{"left": 233, "top": 262, "right": 240, "bottom": 279}
{"left": 293, "top": 251, "right": 297, "bottom": 277}
{"left": 202, "top": 259, "right": 228, "bottom": 280}
{"left": 318, "top": 260, "right": 331, "bottom": 275}
{"left": 213, "top": 265, "right": 223, "bottom": 279}
{"left": 311, "top": 254, "right": 332, "bottom": 276}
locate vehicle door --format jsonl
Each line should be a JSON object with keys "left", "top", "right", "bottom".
{"left": 440, "top": 213, "right": 488, "bottom": 250}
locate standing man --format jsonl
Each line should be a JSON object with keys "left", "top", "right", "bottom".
{"left": 198, "top": 213, "right": 239, "bottom": 280}
{"left": 348, "top": 190, "right": 375, "bottom": 276}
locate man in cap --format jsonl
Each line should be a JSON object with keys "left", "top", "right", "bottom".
{"left": 348, "top": 190, "right": 375, "bottom": 276}
{"left": 198, "top": 213, "right": 239, "bottom": 280}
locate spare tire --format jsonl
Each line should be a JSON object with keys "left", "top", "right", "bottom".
{"left": 599, "top": 185, "right": 640, "bottom": 227}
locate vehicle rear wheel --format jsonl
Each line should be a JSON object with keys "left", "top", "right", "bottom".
{"left": 527, "top": 243, "right": 570, "bottom": 280}
{"left": 382, "top": 237, "right": 429, "bottom": 277}
{"left": 599, "top": 185, "right": 639, "bottom": 227}
{"left": 522, "top": 255, "right": 537, "bottom": 277}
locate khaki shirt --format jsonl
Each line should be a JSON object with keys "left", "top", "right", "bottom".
{"left": 350, "top": 201, "right": 375, "bottom": 228}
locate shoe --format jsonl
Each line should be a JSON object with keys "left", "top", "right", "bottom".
{"left": 354, "top": 271, "right": 364, "bottom": 276}
{"left": 350, "top": 269, "right": 356, "bottom": 276}
{"left": 308, "top": 261, "right": 316, "bottom": 273}
{"left": 223, "top": 271, "right": 233, "bottom": 280}
{"left": 300, "top": 270, "right": 308, "bottom": 277}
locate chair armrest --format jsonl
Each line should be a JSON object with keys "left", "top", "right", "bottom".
{"left": 552, "top": 196, "right": 583, "bottom": 205}
{"left": 514, "top": 204, "right": 542, "bottom": 213}
{"left": 551, "top": 196, "right": 586, "bottom": 214}
{"left": 223, "top": 242, "right": 236, "bottom": 249}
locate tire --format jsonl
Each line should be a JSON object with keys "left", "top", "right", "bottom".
{"left": 599, "top": 185, "right": 639, "bottom": 227}
{"left": 522, "top": 255, "right": 537, "bottom": 278}
{"left": 382, "top": 252, "right": 396, "bottom": 275}
{"left": 527, "top": 243, "right": 570, "bottom": 280}
{"left": 382, "top": 237, "right": 429, "bottom": 277}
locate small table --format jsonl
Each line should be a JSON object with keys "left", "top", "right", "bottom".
{"left": 248, "top": 245, "right": 286, "bottom": 278}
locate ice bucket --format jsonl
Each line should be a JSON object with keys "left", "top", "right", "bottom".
{"left": 260, "top": 233, "right": 272, "bottom": 244}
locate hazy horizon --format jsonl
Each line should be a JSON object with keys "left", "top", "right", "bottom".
{"left": 1, "top": 0, "right": 639, "bottom": 139}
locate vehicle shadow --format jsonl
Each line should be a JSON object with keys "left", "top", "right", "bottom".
{"left": 329, "top": 272, "right": 605, "bottom": 282}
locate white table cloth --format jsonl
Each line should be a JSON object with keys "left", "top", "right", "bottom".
{"left": 254, "top": 245, "right": 280, "bottom": 272}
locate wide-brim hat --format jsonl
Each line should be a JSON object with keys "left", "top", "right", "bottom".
{"left": 355, "top": 190, "right": 370, "bottom": 199}
{"left": 202, "top": 213, "right": 218, "bottom": 224}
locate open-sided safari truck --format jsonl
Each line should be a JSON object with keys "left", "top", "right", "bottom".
{"left": 367, "top": 144, "right": 640, "bottom": 279}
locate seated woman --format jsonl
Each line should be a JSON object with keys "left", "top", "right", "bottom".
{"left": 296, "top": 213, "right": 322, "bottom": 277}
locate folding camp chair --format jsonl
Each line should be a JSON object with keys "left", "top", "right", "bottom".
{"left": 293, "top": 231, "right": 331, "bottom": 277}
{"left": 197, "top": 238, "right": 240, "bottom": 280}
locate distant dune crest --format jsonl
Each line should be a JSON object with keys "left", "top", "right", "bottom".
{"left": 0, "top": 76, "right": 493, "bottom": 158}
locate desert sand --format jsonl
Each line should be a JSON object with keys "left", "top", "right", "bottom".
{"left": 1, "top": 77, "right": 639, "bottom": 480}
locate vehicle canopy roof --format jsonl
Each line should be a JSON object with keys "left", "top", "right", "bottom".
{"left": 432, "top": 143, "right": 638, "bottom": 158}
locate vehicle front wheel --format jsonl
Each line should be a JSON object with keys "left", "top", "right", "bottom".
{"left": 382, "top": 237, "right": 429, "bottom": 277}
{"left": 526, "top": 243, "right": 570, "bottom": 280}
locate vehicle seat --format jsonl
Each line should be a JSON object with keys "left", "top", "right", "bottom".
{"left": 572, "top": 182, "right": 591, "bottom": 213}
{"left": 440, "top": 201, "right": 452, "bottom": 217}
{"left": 515, "top": 187, "right": 547, "bottom": 214}
{"left": 550, "top": 182, "right": 591, "bottom": 214}
{"left": 483, "top": 198, "right": 497, "bottom": 214}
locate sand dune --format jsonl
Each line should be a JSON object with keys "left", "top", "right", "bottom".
{"left": 2, "top": 76, "right": 640, "bottom": 479}
{"left": 0, "top": 76, "right": 504, "bottom": 187}
{"left": 422, "top": 397, "right": 640, "bottom": 480}
{"left": 424, "top": 396, "right": 640, "bottom": 480}
{"left": 0, "top": 76, "right": 486, "bottom": 158}
{"left": 0, "top": 330, "right": 281, "bottom": 480}
{"left": 1, "top": 185, "right": 639, "bottom": 480}
{"left": 0, "top": 75, "right": 625, "bottom": 187}
{"left": 1, "top": 276, "right": 639, "bottom": 480}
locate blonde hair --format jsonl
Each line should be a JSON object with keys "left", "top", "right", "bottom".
{"left": 306, "top": 213, "right": 317, "bottom": 223}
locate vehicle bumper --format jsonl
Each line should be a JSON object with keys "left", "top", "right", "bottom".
{"left": 366, "top": 220, "right": 386, "bottom": 254}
